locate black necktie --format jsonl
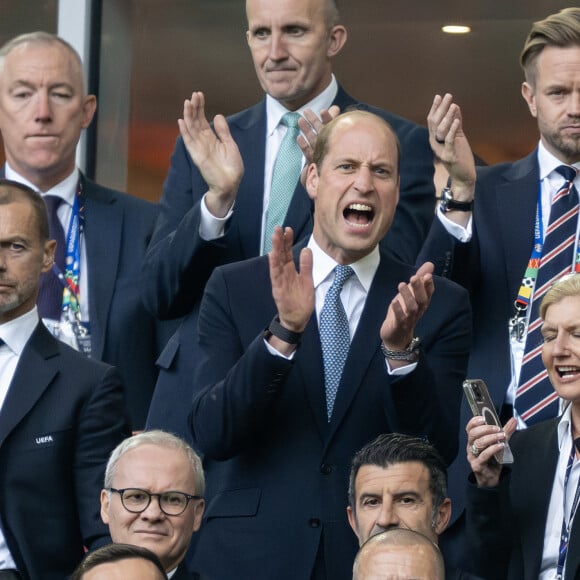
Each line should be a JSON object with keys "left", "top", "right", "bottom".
{"left": 37, "top": 195, "right": 65, "bottom": 320}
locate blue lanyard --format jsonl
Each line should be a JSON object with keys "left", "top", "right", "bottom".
{"left": 556, "top": 440, "right": 580, "bottom": 578}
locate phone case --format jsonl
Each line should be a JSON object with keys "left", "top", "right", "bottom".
{"left": 463, "top": 379, "right": 514, "bottom": 464}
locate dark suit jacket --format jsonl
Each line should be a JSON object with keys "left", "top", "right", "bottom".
{"left": 144, "top": 86, "right": 435, "bottom": 440}
{"left": 465, "top": 418, "right": 580, "bottom": 580}
{"left": 0, "top": 322, "right": 130, "bottom": 579}
{"left": 80, "top": 175, "right": 172, "bottom": 428}
{"left": 188, "top": 246, "right": 471, "bottom": 580}
{"left": 417, "top": 151, "right": 541, "bottom": 524}
{"left": 172, "top": 562, "right": 200, "bottom": 579}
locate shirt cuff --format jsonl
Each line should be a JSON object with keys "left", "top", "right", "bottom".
{"left": 385, "top": 360, "right": 418, "bottom": 375}
{"left": 436, "top": 207, "right": 472, "bottom": 242}
{"left": 264, "top": 338, "right": 296, "bottom": 360}
{"left": 199, "top": 194, "right": 234, "bottom": 240}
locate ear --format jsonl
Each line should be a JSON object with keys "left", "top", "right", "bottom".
{"left": 100, "top": 489, "right": 110, "bottom": 525}
{"left": 192, "top": 499, "right": 205, "bottom": 533}
{"left": 327, "top": 25, "right": 347, "bottom": 58}
{"left": 246, "top": 30, "right": 251, "bottom": 46}
{"left": 521, "top": 82, "right": 537, "bottom": 118}
{"left": 305, "top": 163, "right": 319, "bottom": 201}
{"left": 346, "top": 506, "right": 359, "bottom": 539}
{"left": 81, "top": 95, "right": 97, "bottom": 129}
{"left": 433, "top": 498, "right": 452, "bottom": 536}
{"left": 41, "top": 240, "right": 56, "bottom": 274}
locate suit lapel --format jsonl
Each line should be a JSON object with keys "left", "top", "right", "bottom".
{"left": 495, "top": 152, "right": 539, "bottom": 303}
{"left": 513, "top": 421, "right": 559, "bottom": 578}
{"left": 82, "top": 176, "right": 122, "bottom": 359}
{"left": 296, "top": 313, "right": 327, "bottom": 438}
{"left": 0, "top": 324, "right": 59, "bottom": 446}
{"left": 230, "top": 102, "right": 268, "bottom": 257}
{"left": 568, "top": 464, "right": 580, "bottom": 579}
{"left": 326, "top": 252, "right": 403, "bottom": 438}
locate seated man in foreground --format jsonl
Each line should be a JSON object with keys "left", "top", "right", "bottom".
{"left": 353, "top": 528, "right": 445, "bottom": 580}
{"left": 100, "top": 430, "right": 205, "bottom": 579}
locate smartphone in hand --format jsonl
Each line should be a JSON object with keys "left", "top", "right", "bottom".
{"left": 463, "top": 379, "right": 514, "bottom": 464}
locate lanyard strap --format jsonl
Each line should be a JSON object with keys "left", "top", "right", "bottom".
{"left": 556, "top": 440, "right": 580, "bottom": 578}
{"left": 52, "top": 180, "right": 88, "bottom": 343}
{"left": 60, "top": 180, "right": 83, "bottom": 315}
{"left": 514, "top": 180, "right": 580, "bottom": 318}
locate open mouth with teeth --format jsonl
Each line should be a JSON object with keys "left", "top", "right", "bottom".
{"left": 344, "top": 203, "right": 374, "bottom": 227}
{"left": 557, "top": 366, "right": 580, "bottom": 379}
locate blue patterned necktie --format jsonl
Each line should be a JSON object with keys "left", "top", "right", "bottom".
{"left": 262, "top": 112, "right": 302, "bottom": 254}
{"left": 320, "top": 265, "right": 354, "bottom": 420}
{"left": 37, "top": 195, "right": 66, "bottom": 320}
{"left": 516, "top": 165, "right": 579, "bottom": 425}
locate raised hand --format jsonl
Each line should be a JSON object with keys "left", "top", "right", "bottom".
{"left": 297, "top": 106, "right": 341, "bottom": 163}
{"left": 380, "top": 262, "right": 435, "bottom": 367}
{"left": 178, "top": 91, "right": 244, "bottom": 217}
{"left": 427, "top": 93, "right": 476, "bottom": 194}
{"left": 268, "top": 227, "right": 315, "bottom": 354}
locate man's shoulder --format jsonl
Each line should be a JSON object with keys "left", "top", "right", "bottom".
{"left": 27, "top": 322, "right": 116, "bottom": 378}
{"left": 82, "top": 177, "right": 157, "bottom": 213}
{"left": 334, "top": 85, "right": 427, "bottom": 139}
{"left": 211, "top": 252, "right": 269, "bottom": 282}
{"left": 476, "top": 150, "right": 538, "bottom": 185}
{"left": 172, "top": 561, "right": 201, "bottom": 580}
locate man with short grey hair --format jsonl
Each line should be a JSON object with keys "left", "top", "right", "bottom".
{"left": 0, "top": 31, "right": 164, "bottom": 429}
{"left": 100, "top": 431, "right": 205, "bottom": 579}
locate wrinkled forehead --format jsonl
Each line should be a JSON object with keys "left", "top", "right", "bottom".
{"left": 246, "top": 0, "right": 328, "bottom": 26}
{"left": 0, "top": 40, "right": 84, "bottom": 90}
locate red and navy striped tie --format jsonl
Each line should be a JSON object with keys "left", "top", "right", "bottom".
{"left": 516, "top": 165, "right": 579, "bottom": 426}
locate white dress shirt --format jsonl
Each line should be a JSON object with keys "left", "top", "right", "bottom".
{"left": 0, "top": 306, "right": 39, "bottom": 569}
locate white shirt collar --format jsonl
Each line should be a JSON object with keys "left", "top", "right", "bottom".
{"left": 265, "top": 75, "right": 339, "bottom": 137}
{"left": 4, "top": 162, "right": 79, "bottom": 207}
{"left": 537, "top": 141, "right": 580, "bottom": 183}
{"left": 307, "top": 235, "right": 380, "bottom": 292}
{"left": 0, "top": 307, "right": 39, "bottom": 355}
{"left": 557, "top": 402, "right": 576, "bottom": 452}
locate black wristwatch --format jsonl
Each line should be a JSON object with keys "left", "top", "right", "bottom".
{"left": 439, "top": 187, "right": 473, "bottom": 213}
{"left": 263, "top": 316, "right": 303, "bottom": 345}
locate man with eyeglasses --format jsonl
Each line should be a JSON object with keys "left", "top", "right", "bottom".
{"left": 100, "top": 431, "right": 205, "bottom": 579}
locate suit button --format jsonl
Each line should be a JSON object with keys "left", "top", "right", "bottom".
{"left": 320, "top": 463, "right": 333, "bottom": 475}
{"left": 309, "top": 518, "right": 321, "bottom": 528}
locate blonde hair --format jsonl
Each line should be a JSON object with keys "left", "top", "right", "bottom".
{"left": 540, "top": 273, "right": 580, "bottom": 320}
{"left": 520, "top": 8, "right": 580, "bottom": 86}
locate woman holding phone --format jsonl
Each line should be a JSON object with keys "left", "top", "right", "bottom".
{"left": 465, "top": 273, "right": 580, "bottom": 580}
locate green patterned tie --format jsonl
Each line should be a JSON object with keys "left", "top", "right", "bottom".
{"left": 262, "top": 112, "right": 302, "bottom": 254}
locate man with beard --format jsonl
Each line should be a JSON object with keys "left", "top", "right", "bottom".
{"left": 418, "top": 6, "right": 580, "bottom": 571}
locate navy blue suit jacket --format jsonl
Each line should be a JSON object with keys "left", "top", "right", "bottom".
{"left": 465, "top": 418, "right": 580, "bottom": 580}
{"left": 0, "top": 323, "right": 130, "bottom": 579}
{"left": 28, "top": 173, "right": 171, "bottom": 429}
{"left": 188, "top": 246, "right": 471, "bottom": 580}
{"left": 144, "top": 86, "right": 435, "bottom": 440}
{"left": 418, "top": 151, "right": 541, "bottom": 523}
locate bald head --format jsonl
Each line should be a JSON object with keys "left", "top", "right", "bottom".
{"left": 353, "top": 528, "right": 445, "bottom": 580}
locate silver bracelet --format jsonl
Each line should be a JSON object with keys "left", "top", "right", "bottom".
{"left": 380, "top": 337, "right": 421, "bottom": 362}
